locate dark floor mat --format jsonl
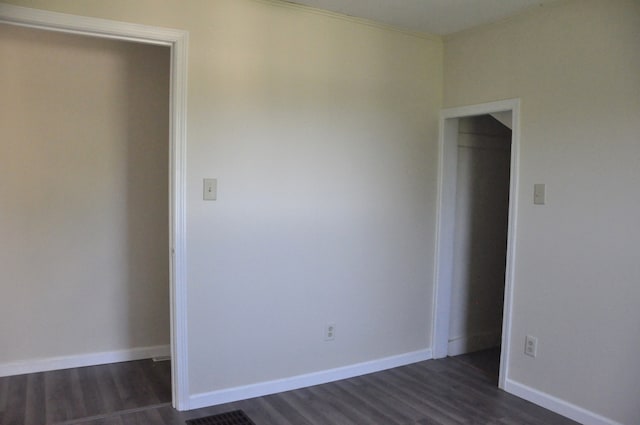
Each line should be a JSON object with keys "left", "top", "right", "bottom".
{"left": 186, "top": 410, "right": 256, "bottom": 425}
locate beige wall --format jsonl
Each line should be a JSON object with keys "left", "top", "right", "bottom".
{"left": 1, "top": 0, "right": 637, "bottom": 422}
{"left": 0, "top": 0, "right": 444, "bottom": 399}
{"left": 445, "top": 1, "right": 640, "bottom": 423}
{"left": 0, "top": 24, "right": 170, "bottom": 363}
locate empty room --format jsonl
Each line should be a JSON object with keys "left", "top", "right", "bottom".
{"left": 1, "top": 1, "right": 638, "bottom": 424}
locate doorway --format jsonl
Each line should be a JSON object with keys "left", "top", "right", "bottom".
{"left": 0, "top": 4, "right": 189, "bottom": 409}
{"left": 448, "top": 114, "right": 511, "bottom": 382}
{"left": 432, "top": 99, "right": 520, "bottom": 390}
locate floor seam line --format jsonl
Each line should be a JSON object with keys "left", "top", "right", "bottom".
{"left": 51, "top": 401, "right": 172, "bottom": 425}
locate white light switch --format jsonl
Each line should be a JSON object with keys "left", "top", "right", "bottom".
{"left": 203, "top": 178, "right": 217, "bottom": 200}
{"left": 534, "top": 183, "right": 545, "bottom": 205}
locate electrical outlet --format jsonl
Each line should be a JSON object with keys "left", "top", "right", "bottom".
{"left": 324, "top": 324, "right": 336, "bottom": 341}
{"left": 525, "top": 335, "right": 538, "bottom": 357}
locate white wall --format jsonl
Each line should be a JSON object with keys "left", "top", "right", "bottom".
{"left": 0, "top": 0, "right": 443, "bottom": 400}
{"left": 445, "top": 1, "right": 640, "bottom": 423}
{"left": 449, "top": 116, "right": 510, "bottom": 356}
{"left": 0, "top": 24, "right": 170, "bottom": 364}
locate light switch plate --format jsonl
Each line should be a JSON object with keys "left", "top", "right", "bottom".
{"left": 534, "top": 183, "right": 545, "bottom": 205}
{"left": 203, "top": 178, "right": 217, "bottom": 200}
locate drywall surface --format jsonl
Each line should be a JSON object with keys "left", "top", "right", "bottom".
{"left": 445, "top": 1, "right": 640, "bottom": 423}
{"left": 0, "top": 0, "right": 443, "bottom": 396}
{"left": 449, "top": 116, "right": 510, "bottom": 356}
{"left": 0, "top": 24, "right": 170, "bottom": 362}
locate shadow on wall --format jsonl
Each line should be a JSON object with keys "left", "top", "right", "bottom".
{"left": 123, "top": 41, "right": 171, "bottom": 350}
{"left": 449, "top": 115, "right": 511, "bottom": 357}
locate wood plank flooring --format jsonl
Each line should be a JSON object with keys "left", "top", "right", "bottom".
{"left": 0, "top": 359, "right": 172, "bottom": 425}
{"left": 0, "top": 352, "right": 579, "bottom": 425}
{"left": 449, "top": 347, "right": 502, "bottom": 384}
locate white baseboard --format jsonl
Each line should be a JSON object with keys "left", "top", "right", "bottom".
{"left": 505, "top": 379, "right": 623, "bottom": 425}
{"left": 189, "top": 348, "right": 432, "bottom": 410}
{"left": 0, "top": 344, "right": 170, "bottom": 377}
{"left": 447, "top": 330, "right": 501, "bottom": 356}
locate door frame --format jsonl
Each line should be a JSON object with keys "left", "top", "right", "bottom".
{"left": 432, "top": 99, "right": 520, "bottom": 389}
{"left": 0, "top": 4, "right": 190, "bottom": 409}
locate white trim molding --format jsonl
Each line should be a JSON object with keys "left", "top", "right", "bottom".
{"left": 431, "top": 98, "right": 520, "bottom": 393}
{"left": 0, "top": 345, "right": 170, "bottom": 378}
{"left": 0, "top": 3, "right": 190, "bottom": 411}
{"left": 254, "top": 0, "right": 439, "bottom": 41}
{"left": 0, "top": 3, "right": 182, "bottom": 44}
{"left": 190, "top": 349, "right": 432, "bottom": 410}
{"left": 505, "top": 379, "right": 624, "bottom": 425}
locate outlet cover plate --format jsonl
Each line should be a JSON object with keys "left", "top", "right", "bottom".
{"left": 525, "top": 335, "right": 538, "bottom": 357}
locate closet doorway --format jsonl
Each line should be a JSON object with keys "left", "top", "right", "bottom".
{"left": 432, "top": 99, "right": 520, "bottom": 390}
{"left": 0, "top": 4, "right": 189, "bottom": 409}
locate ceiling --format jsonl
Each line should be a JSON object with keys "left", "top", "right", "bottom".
{"left": 284, "top": 0, "right": 558, "bottom": 35}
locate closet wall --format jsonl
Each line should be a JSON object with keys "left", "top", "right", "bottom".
{"left": 448, "top": 115, "right": 511, "bottom": 355}
{"left": 0, "top": 23, "right": 170, "bottom": 368}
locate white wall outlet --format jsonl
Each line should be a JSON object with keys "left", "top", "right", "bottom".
{"left": 525, "top": 335, "right": 538, "bottom": 357}
{"left": 324, "top": 323, "right": 336, "bottom": 341}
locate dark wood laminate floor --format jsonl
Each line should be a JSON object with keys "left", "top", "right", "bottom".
{"left": 449, "top": 347, "right": 502, "bottom": 385}
{"left": 0, "top": 355, "right": 580, "bottom": 425}
{"left": 0, "top": 359, "right": 172, "bottom": 425}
